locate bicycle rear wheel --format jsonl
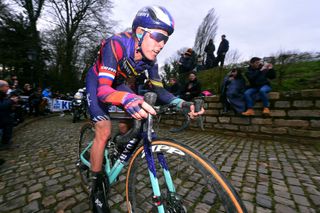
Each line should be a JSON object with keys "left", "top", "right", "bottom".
{"left": 126, "top": 139, "right": 247, "bottom": 213}
{"left": 77, "top": 122, "right": 95, "bottom": 193}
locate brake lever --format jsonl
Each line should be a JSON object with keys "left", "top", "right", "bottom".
{"left": 143, "top": 92, "right": 157, "bottom": 141}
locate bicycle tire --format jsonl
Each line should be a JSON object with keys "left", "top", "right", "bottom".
{"left": 78, "top": 122, "right": 95, "bottom": 193}
{"left": 126, "top": 139, "right": 247, "bottom": 213}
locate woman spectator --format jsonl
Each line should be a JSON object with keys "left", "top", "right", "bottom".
{"left": 181, "top": 72, "right": 201, "bottom": 101}
{"left": 220, "top": 68, "right": 246, "bottom": 114}
{"left": 204, "top": 39, "right": 216, "bottom": 68}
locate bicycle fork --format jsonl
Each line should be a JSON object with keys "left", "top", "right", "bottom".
{"left": 143, "top": 136, "right": 166, "bottom": 213}
{"left": 144, "top": 138, "right": 185, "bottom": 212}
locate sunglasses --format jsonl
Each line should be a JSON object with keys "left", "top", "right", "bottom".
{"left": 141, "top": 27, "right": 169, "bottom": 44}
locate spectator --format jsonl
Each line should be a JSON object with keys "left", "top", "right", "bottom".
{"left": 20, "top": 84, "right": 33, "bottom": 115}
{"left": 52, "top": 90, "right": 62, "bottom": 99}
{"left": 204, "top": 39, "right": 216, "bottom": 68}
{"left": 180, "top": 72, "right": 202, "bottom": 101}
{"left": 42, "top": 87, "right": 52, "bottom": 99}
{"left": 196, "top": 55, "right": 204, "bottom": 72}
{"left": 0, "top": 80, "right": 19, "bottom": 150}
{"left": 6, "top": 75, "right": 23, "bottom": 95}
{"left": 29, "top": 87, "right": 43, "bottom": 116}
{"left": 178, "top": 48, "right": 197, "bottom": 85}
{"left": 220, "top": 68, "right": 246, "bottom": 114}
{"left": 42, "top": 87, "right": 52, "bottom": 113}
{"left": 9, "top": 89, "right": 25, "bottom": 125}
{"left": 22, "top": 83, "right": 33, "bottom": 96}
{"left": 242, "top": 57, "right": 276, "bottom": 116}
{"left": 166, "top": 77, "right": 181, "bottom": 97}
{"left": 216, "top": 35, "right": 229, "bottom": 67}
{"left": 6, "top": 74, "right": 18, "bottom": 87}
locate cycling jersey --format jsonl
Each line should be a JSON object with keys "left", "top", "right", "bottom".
{"left": 86, "top": 32, "right": 175, "bottom": 122}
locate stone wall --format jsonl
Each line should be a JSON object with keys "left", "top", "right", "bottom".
{"left": 160, "top": 89, "right": 320, "bottom": 143}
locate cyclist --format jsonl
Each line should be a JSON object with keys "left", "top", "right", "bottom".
{"left": 85, "top": 5, "right": 204, "bottom": 212}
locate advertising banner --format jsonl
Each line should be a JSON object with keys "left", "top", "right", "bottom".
{"left": 51, "top": 99, "right": 72, "bottom": 112}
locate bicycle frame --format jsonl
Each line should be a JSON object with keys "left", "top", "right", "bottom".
{"left": 79, "top": 113, "right": 178, "bottom": 213}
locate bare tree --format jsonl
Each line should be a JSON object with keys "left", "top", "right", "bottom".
{"left": 193, "top": 8, "right": 218, "bottom": 57}
{"left": 224, "top": 49, "right": 243, "bottom": 67}
{"left": 4, "top": 0, "right": 46, "bottom": 85}
{"left": 12, "top": 0, "right": 45, "bottom": 33}
{"left": 44, "top": 0, "right": 114, "bottom": 91}
{"left": 162, "top": 47, "right": 190, "bottom": 81}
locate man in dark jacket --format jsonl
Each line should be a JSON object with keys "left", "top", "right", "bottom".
{"left": 242, "top": 57, "right": 276, "bottom": 116}
{"left": 0, "top": 80, "right": 18, "bottom": 150}
{"left": 29, "top": 87, "right": 43, "bottom": 116}
{"left": 216, "top": 35, "right": 229, "bottom": 67}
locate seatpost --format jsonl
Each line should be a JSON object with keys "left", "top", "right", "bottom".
{"left": 143, "top": 92, "right": 157, "bottom": 141}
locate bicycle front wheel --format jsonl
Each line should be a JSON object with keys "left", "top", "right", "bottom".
{"left": 126, "top": 139, "right": 247, "bottom": 213}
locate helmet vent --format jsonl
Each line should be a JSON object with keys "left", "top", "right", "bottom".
{"left": 148, "top": 8, "right": 159, "bottom": 22}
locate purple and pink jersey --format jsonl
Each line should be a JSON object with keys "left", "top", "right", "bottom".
{"left": 86, "top": 32, "right": 175, "bottom": 122}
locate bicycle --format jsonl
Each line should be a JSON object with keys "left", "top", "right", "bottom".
{"left": 77, "top": 92, "right": 247, "bottom": 213}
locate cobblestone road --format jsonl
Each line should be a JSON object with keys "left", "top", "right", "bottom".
{"left": 0, "top": 115, "right": 320, "bottom": 213}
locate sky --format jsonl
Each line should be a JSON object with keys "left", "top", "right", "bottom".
{"left": 112, "top": 0, "right": 320, "bottom": 67}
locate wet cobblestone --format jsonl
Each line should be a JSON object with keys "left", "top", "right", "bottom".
{"left": 0, "top": 115, "right": 320, "bottom": 212}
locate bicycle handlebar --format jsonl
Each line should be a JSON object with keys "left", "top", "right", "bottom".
{"left": 114, "top": 92, "right": 204, "bottom": 142}
{"left": 114, "top": 92, "right": 156, "bottom": 144}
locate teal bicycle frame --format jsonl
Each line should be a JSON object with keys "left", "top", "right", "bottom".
{"left": 79, "top": 114, "right": 177, "bottom": 213}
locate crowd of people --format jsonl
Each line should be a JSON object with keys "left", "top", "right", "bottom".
{"left": 0, "top": 75, "right": 75, "bottom": 150}
{"left": 204, "top": 34, "right": 230, "bottom": 69}
{"left": 170, "top": 34, "right": 231, "bottom": 102}
{"left": 168, "top": 57, "right": 276, "bottom": 117}
{"left": 0, "top": 74, "right": 81, "bottom": 165}
{"left": 177, "top": 34, "right": 230, "bottom": 75}
{"left": 169, "top": 31, "right": 275, "bottom": 117}
{"left": 220, "top": 57, "right": 276, "bottom": 115}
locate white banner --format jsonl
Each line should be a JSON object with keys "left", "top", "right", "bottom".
{"left": 51, "top": 99, "right": 72, "bottom": 112}
{"left": 49, "top": 99, "right": 124, "bottom": 113}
